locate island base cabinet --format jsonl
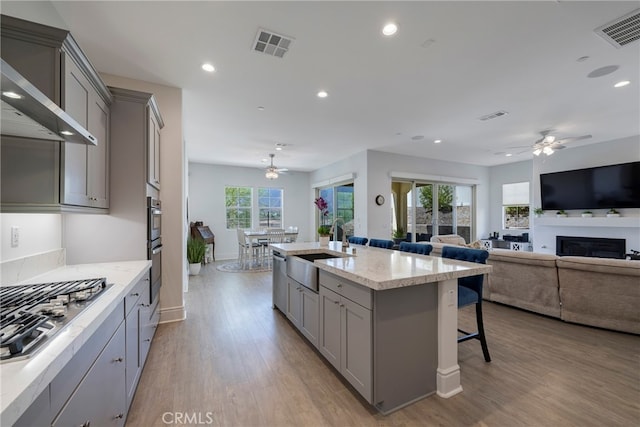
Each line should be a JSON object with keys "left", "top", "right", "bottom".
{"left": 287, "top": 279, "right": 319, "bottom": 347}
{"left": 53, "top": 320, "right": 126, "bottom": 427}
{"left": 319, "top": 285, "right": 372, "bottom": 403}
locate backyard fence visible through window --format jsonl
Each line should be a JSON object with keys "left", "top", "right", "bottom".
{"left": 225, "top": 186, "right": 252, "bottom": 229}
{"left": 502, "top": 182, "right": 530, "bottom": 229}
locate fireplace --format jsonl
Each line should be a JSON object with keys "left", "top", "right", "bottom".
{"left": 556, "top": 236, "right": 626, "bottom": 259}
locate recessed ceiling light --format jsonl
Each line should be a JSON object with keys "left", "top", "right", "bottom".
{"left": 201, "top": 63, "right": 215, "bottom": 72}
{"left": 2, "top": 91, "right": 22, "bottom": 99}
{"left": 382, "top": 23, "right": 398, "bottom": 36}
{"left": 614, "top": 80, "right": 630, "bottom": 88}
{"left": 505, "top": 153, "right": 513, "bottom": 157}
{"left": 60, "top": 130, "right": 74, "bottom": 136}
{"left": 433, "top": 139, "right": 442, "bottom": 144}
{"left": 411, "top": 135, "right": 424, "bottom": 141}
{"left": 317, "top": 90, "right": 328, "bottom": 98}
{"left": 275, "top": 146, "right": 283, "bottom": 151}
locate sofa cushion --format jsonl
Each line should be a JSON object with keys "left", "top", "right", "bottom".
{"left": 430, "top": 234, "right": 466, "bottom": 245}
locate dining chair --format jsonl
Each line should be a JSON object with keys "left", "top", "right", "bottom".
{"left": 236, "top": 228, "right": 260, "bottom": 269}
{"left": 348, "top": 236, "right": 368, "bottom": 245}
{"left": 398, "top": 242, "right": 433, "bottom": 255}
{"left": 263, "top": 228, "right": 285, "bottom": 265}
{"left": 369, "top": 239, "right": 394, "bottom": 249}
{"left": 285, "top": 226, "right": 299, "bottom": 243}
{"left": 441, "top": 246, "right": 491, "bottom": 362}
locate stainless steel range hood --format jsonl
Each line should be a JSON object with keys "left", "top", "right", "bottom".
{"left": 1, "top": 58, "right": 97, "bottom": 145}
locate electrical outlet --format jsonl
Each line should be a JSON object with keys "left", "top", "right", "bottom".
{"left": 11, "top": 226, "right": 19, "bottom": 247}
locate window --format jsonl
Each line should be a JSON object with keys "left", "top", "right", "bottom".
{"left": 258, "top": 187, "right": 283, "bottom": 228}
{"left": 225, "top": 186, "right": 252, "bottom": 229}
{"left": 502, "top": 182, "right": 530, "bottom": 229}
{"left": 317, "top": 183, "right": 354, "bottom": 237}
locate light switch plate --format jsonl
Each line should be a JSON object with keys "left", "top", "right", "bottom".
{"left": 11, "top": 226, "right": 19, "bottom": 247}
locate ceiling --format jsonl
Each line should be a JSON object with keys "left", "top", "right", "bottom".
{"left": 46, "top": 1, "right": 639, "bottom": 172}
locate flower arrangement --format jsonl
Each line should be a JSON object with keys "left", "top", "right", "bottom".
{"left": 315, "top": 196, "right": 331, "bottom": 236}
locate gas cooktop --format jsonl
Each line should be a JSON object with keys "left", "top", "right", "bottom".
{"left": 0, "top": 278, "right": 109, "bottom": 362}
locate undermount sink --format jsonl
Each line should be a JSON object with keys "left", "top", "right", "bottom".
{"left": 295, "top": 252, "right": 345, "bottom": 262}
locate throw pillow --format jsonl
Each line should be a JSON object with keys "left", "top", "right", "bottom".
{"left": 465, "top": 240, "right": 483, "bottom": 249}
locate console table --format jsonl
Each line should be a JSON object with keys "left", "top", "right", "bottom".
{"left": 481, "top": 239, "right": 530, "bottom": 251}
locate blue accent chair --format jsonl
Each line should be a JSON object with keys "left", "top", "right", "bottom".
{"left": 348, "top": 236, "right": 369, "bottom": 245}
{"left": 369, "top": 239, "right": 395, "bottom": 249}
{"left": 399, "top": 242, "right": 433, "bottom": 255}
{"left": 441, "top": 246, "right": 491, "bottom": 362}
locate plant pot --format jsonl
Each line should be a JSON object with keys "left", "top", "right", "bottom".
{"left": 606, "top": 213, "right": 620, "bottom": 218}
{"left": 189, "top": 262, "right": 202, "bottom": 275}
{"left": 556, "top": 214, "right": 567, "bottom": 218}
{"left": 319, "top": 236, "right": 330, "bottom": 246}
{"left": 581, "top": 213, "right": 593, "bottom": 218}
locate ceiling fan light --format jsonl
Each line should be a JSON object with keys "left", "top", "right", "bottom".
{"left": 265, "top": 169, "right": 279, "bottom": 180}
{"left": 543, "top": 135, "right": 555, "bottom": 143}
{"left": 543, "top": 146, "right": 554, "bottom": 155}
{"left": 533, "top": 148, "right": 542, "bottom": 156}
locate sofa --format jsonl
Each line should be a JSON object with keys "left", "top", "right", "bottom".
{"left": 419, "top": 239, "right": 639, "bottom": 334}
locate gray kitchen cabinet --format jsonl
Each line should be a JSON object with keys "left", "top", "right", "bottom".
{"left": 319, "top": 283, "right": 372, "bottom": 402}
{"left": 52, "top": 320, "right": 127, "bottom": 427}
{"left": 124, "top": 273, "right": 158, "bottom": 411}
{"left": 109, "top": 86, "right": 164, "bottom": 200}
{"left": 148, "top": 110, "right": 161, "bottom": 190}
{"left": 0, "top": 14, "right": 112, "bottom": 213}
{"left": 286, "top": 278, "right": 319, "bottom": 348}
{"left": 272, "top": 252, "right": 287, "bottom": 312}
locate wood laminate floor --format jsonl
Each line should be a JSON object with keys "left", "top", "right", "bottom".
{"left": 126, "top": 262, "right": 639, "bottom": 427}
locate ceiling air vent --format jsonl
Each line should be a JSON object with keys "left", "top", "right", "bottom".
{"left": 252, "top": 28, "right": 293, "bottom": 58}
{"left": 478, "top": 110, "right": 509, "bottom": 122}
{"left": 595, "top": 8, "right": 640, "bottom": 48}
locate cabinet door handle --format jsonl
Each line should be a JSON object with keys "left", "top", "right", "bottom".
{"left": 337, "top": 284, "right": 343, "bottom": 288}
{"left": 333, "top": 300, "right": 339, "bottom": 305}
{"left": 114, "top": 413, "right": 124, "bottom": 420}
{"left": 144, "top": 338, "right": 151, "bottom": 342}
{"left": 131, "top": 292, "right": 140, "bottom": 297}
{"left": 81, "top": 421, "right": 91, "bottom": 427}
{"left": 112, "top": 357, "right": 123, "bottom": 363}
{"left": 340, "top": 304, "right": 344, "bottom": 308}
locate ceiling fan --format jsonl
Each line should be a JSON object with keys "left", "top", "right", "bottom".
{"left": 511, "top": 130, "right": 592, "bottom": 156}
{"left": 264, "top": 153, "right": 288, "bottom": 179}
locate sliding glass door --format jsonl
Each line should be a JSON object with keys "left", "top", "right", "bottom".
{"left": 392, "top": 180, "right": 474, "bottom": 242}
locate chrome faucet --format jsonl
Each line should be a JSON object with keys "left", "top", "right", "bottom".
{"left": 329, "top": 218, "right": 349, "bottom": 248}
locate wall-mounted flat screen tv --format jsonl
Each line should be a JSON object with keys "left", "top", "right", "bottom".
{"left": 540, "top": 161, "right": 640, "bottom": 210}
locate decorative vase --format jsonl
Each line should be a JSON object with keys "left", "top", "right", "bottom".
{"left": 581, "top": 213, "right": 593, "bottom": 218}
{"left": 319, "top": 236, "right": 330, "bottom": 246}
{"left": 189, "top": 262, "right": 202, "bottom": 275}
{"left": 556, "top": 214, "right": 567, "bottom": 218}
{"left": 606, "top": 213, "right": 620, "bottom": 218}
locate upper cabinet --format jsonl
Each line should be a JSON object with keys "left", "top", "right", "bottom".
{"left": 148, "top": 107, "right": 161, "bottom": 191}
{"left": 0, "top": 15, "right": 112, "bottom": 212}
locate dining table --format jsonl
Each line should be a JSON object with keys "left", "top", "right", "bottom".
{"left": 242, "top": 230, "right": 299, "bottom": 269}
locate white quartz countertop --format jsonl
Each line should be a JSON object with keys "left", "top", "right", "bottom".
{"left": 270, "top": 242, "right": 492, "bottom": 291}
{"left": 0, "top": 260, "right": 151, "bottom": 427}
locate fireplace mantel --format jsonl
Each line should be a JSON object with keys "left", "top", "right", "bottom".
{"left": 535, "top": 216, "right": 640, "bottom": 228}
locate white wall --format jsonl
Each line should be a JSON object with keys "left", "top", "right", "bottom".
{"left": 532, "top": 135, "right": 640, "bottom": 254}
{"left": 0, "top": 1, "right": 67, "bottom": 28}
{"left": 188, "top": 162, "right": 311, "bottom": 261}
{"left": 0, "top": 214, "right": 61, "bottom": 262}
{"left": 488, "top": 160, "right": 533, "bottom": 237}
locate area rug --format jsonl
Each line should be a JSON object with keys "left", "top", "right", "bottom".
{"left": 216, "top": 261, "right": 271, "bottom": 273}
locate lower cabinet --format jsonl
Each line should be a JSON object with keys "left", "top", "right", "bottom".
{"left": 319, "top": 285, "right": 372, "bottom": 402}
{"left": 52, "top": 320, "right": 126, "bottom": 427}
{"left": 286, "top": 278, "right": 319, "bottom": 348}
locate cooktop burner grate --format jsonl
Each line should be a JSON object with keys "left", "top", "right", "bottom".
{"left": 0, "top": 277, "right": 107, "bottom": 362}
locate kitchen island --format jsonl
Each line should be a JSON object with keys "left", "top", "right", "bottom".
{"left": 270, "top": 241, "right": 492, "bottom": 414}
{"left": 0, "top": 260, "right": 152, "bottom": 427}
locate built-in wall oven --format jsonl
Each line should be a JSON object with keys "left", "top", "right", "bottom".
{"left": 148, "top": 197, "right": 162, "bottom": 303}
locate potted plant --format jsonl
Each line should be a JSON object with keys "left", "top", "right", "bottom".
{"left": 534, "top": 207, "right": 544, "bottom": 218}
{"left": 315, "top": 197, "right": 331, "bottom": 245}
{"left": 556, "top": 209, "right": 567, "bottom": 217}
{"left": 187, "top": 237, "right": 206, "bottom": 275}
{"left": 392, "top": 227, "right": 405, "bottom": 244}
{"left": 607, "top": 208, "right": 620, "bottom": 218}
{"left": 581, "top": 210, "right": 593, "bottom": 218}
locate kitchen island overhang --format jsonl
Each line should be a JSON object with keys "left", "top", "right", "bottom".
{"left": 270, "top": 241, "right": 492, "bottom": 414}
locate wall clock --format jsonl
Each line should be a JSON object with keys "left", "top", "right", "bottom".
{"left": 375, "top": 195, "right": 385, "bottom": 206}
